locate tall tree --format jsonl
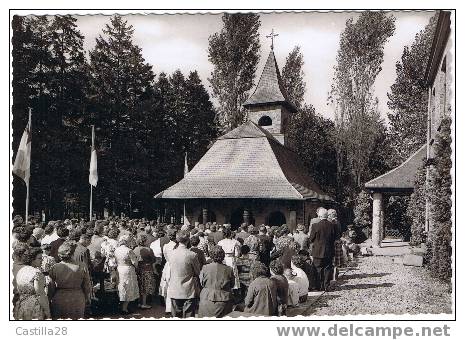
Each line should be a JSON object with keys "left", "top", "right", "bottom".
{"left": 88, "top": 15, "right": 155, "bottom": 215}
{"left": 387, "top": 13, "right": 438, "bottom": 163}
{"left": 329, "top": 12, "right": 396, "bottom": 195}
{"left": 287, "top": 105, "right": 337, "bottom": 196}
{"left": 12, "top": 15, "right": 89, "bottom": 219}
{"left": 208, "top": 13, "right": 261, "bottom": 132}
{"left": 281, "top": 46, "right": 306, "bottom": 110}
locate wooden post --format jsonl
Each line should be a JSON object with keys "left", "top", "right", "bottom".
{"left": 243, "top": 208, "right": 250, "bottom": 225}
{"left": 202, "top": 208, "right": 208, "bottom": 225}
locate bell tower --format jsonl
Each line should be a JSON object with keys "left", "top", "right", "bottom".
{"left": 243, "top": 34, "right": 297, "bottom": 145}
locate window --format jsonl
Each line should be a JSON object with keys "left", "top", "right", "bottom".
{"left": 258, "top": 115, "right": 272, "bottom": 126}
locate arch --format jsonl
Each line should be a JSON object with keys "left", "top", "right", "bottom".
{"left": 267, "top": 211, "right": 286, "bottom": 227}
{"left": 258, "top": 115, "right": 272, "bottom": 127}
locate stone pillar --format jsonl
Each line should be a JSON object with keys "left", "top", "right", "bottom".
{"left": 289, "top": 211, "right": 297, "bottom": 233}
{"left": 243, "top": 209, "right": 250, "bottom": 225}
{"left": 372, "top": 192, "right": 384, "bottom": 248}
{"left": 202, "top": 208, "right": 208, "bottom": 225}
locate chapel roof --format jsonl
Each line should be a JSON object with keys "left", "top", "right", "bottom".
{"left": 155, "top": 121, "right": 333, "bottom": 201}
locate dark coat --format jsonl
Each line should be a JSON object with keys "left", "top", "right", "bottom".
{"left": 309, "top": 219, "right": 338, "bottom": 259}
{"left": 50, "top": 238, "right": 65, "bottom": 262}
{"left": 244, "top": 276, "right": 278, "bottom": 316}
{"left": 190, "top": 247, "right": 207, "bottom": 268}
{"left": 212, "top": 231, "right": 224, "bottom": 245}
{"left": 199, "top": 262, "right": 235, "bottom": 302}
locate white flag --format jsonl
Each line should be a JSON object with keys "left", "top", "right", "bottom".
{"left": 184, "top": 152, "right": 189, "bottom": 177}
{"left": 13, "top": 113, "right": 31, "bottom": 184}
{"left": 89, "top": 126, "right": 98, "bottom": 187}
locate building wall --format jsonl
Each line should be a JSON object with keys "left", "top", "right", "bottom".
{"left": 247, "top": 105, "right": 291, "bottom": 145}
{"left": 429, "top": 37, "right": 452, "bottom": 148}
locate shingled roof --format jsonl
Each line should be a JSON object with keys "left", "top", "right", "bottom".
{"left": 365, "top": 144, "right": 426, "bottom": 193}
{"left": 243, "top": 50, "right": 297, "bottom": 113}
{"left": 155, "top": 121, "right": 333, "bottom": 201}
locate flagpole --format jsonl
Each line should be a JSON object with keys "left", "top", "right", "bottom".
{"left": 184, "top": 152, "right": 187, "bottom": 225}
{"left": 25, "top": 108, "right": 31, "bottom": 225}
{"left": 89, "top": 125, "right": 94, "bottom": 221}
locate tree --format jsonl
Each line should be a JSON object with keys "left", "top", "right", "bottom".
{"left": 387, "top": 13, "right": 438, "bottom": 164}
{"left": 88, "top": 15, "right": 155, "bottom": 215}
{"left": 281, "top": 46, "right": 306, "bottom": 110}
{"left": 330, "top": 12, "right": 396, "bottom": 197}
{"left": 287, "top": 105, "right": 337, "bottom": 196}
{"left": 12, "top": 15, "right": 90, "bottom": 219}
{"left": 208, "top": 13, "right": 261, "bottom": 132}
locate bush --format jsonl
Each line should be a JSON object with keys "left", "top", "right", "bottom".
{"left": 427, "top": 116, "right": 452, "bottom": 282}
{"left": 385, "top": 196, "right": 411, "bottom": 241}
{"left": 353, "top": 190, "right": 372, "bottom": 230}
{"left": 407, "top": 160, "right": 427, "bottom": 246}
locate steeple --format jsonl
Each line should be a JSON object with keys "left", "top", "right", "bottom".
{"left": 243, "top": 49, "right": 297, "bottom": 145}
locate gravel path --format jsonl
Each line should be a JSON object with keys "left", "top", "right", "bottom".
{"left": 309, "top": 256, "right": 452, "bottom": 316}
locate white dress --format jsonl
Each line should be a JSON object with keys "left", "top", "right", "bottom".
{"left": 114, "top": 245, "right": 139, "bottom": 302}
{"left": 217, "top": 238, "right": 241, "bottom": 289}
{"left": 159, "top": 241, "right": 177, "bottom": 313}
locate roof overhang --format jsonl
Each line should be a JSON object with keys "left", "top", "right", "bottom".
{"left": 425, "top": 11, "right": 451, "bottom": 86}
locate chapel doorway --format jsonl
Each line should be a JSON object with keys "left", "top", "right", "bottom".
{"left": 267, "top": 211, "right": 286, "bottom": 227}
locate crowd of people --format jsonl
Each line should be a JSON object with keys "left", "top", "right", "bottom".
{"left": 12, "top": 207, "right": 355, "bottom": 319}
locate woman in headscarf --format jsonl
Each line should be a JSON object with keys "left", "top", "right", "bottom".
{"left": 133, "top": 233, "right": 156, "bottom": 309}
{"left": 14, "top": 246, "right": 51, "bottom": 320}
{"left": 114, "top": 234, "right": 139, "bottom": 314}
{"left": 217, "top": 227, "right": 241, "bottom": 290}
{"left": 49, "top": 241, "right": 91, "bottom": 319}
{"left": 198, "top": 246, "right": 235, "bottom": 318}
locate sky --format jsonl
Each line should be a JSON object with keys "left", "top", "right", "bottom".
{"left": 74, "top": 11, "right": 434, "bottom": 122}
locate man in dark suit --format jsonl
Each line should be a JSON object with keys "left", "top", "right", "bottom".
{"left": 211, "top": 224, "right": 224, "bottom": 245}
{"left": 168, "top": 230, "right": 201, "bottom": 318}
{"left": 50, "top": 224, "right": 69, "bottom": 262}
{"left": 309, "top": 208, "right": 339, "bottom": 291}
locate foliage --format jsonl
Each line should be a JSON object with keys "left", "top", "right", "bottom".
{"left": 385, "top": 196, "right": 411, "bottom": 241}
{"left": 12, "top": 15, "right": 218, "bottom": 219}
{"left": 281, "top": 46, "right": 306, "bottom": 110}
{"left": 330, "top": 12, "right": 396, "bottom": 197}
{"left": 353, "top": 190, "right": 372, "bottom": 230}
{"left": 427, "top": 116, "right": 452, "bottom": 281}
{"left": 387, "top": 13, "right": 438, "bottom": 164}
{"left": 287, "top": 105, "right": 337, "bottom": 197}
{"left": 208, "top": 13, "right": 261, "bottom": 132}
{"left": 87, "top": 15, "right": 155, "bottom": 215}
{"left": 12, "top": 15, "right": 89, "bottom": 219}
{"left": 407, "top": 160, "right": 427, "bottom": 246}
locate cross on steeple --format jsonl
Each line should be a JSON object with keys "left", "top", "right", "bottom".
{"left": 266, "top": 28, "right": 279, "bottom": 50}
